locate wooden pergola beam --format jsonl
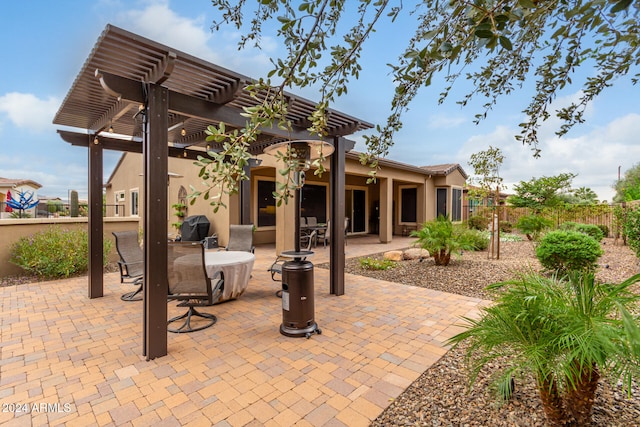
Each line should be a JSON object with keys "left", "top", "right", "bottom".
{"left": 96, "top": 70, "right": 322, "bottom": 141}
{"left": 58, "top": 130, "right": 214, "bottom": 160}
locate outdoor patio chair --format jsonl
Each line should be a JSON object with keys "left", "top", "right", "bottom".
{"left": 225, "top": 224, "right": 255, "bottom": 253}
{"left": 300, "top": 228, "right": 317, "bottom": 249}
{"left": 112, "top": 230, "right": 144, "bottom": 301}
{"left": 320, "top": 218, "right": 350, "bottom": 247}
{"left": 167, "top": 241, "right": 224, "bottom": 333}
{"left": 306, "top": 216, "right": 317, "bottom": 226}
{"left": 268, "top": 230, "right": 317, "bottom": 283}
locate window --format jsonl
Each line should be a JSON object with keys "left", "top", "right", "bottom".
{"left": 451, "top": 188, "right": 462, "bottom": 221}
{"left": 130, "top": 189, "right": 139, "bottom": 216}
{"left": 436, "top": 188, "right": 447, "bottom": 218}
{"left": 114, "top": 191, "right": 125, "bottom": 216}
{"left": 256, "top": 180, "right": 276, "bottom": 228}
{"left": 400, "top": 187, "right": 417, "bottom": 223}
{"left": 345, "top": 188, "right": 366, "bottom": 233}
{"left": 301, "top": 184, "right": 328, "bottom": 223}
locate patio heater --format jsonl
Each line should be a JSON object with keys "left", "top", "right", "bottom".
{"left": 264, "top": 140, "right": 334, "bottom": 338}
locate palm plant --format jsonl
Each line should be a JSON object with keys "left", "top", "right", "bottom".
{"left": 448, "top": 272, "right": 640, "bottom": 426}
{"left": 411, "top": 215, "right": 476, "bottom": 266}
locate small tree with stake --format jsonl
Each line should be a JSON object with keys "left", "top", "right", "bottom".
{"left": 467, "top": 146, "right": 504, "bottom": 259}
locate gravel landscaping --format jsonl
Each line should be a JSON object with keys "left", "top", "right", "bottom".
{"left": 325, "top": 237, "right": 640, "bottom": 426}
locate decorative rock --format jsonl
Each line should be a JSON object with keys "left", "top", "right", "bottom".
{"left": 383, "top": 250, "right": 404, "bottom": 262}
{"left": 403, "top": 248, "right": 430, "bottom": 260}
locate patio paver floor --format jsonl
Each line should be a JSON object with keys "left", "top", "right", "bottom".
{"left": 0, "top": 236, "right": 487, "bottom": 426}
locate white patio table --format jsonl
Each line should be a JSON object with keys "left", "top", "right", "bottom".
{"left": 204, "top": 250, "right": 255, "bottom": 302}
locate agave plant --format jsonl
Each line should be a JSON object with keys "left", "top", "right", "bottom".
{"left": 448, "top": 272, "right": 640, "bottom": 426}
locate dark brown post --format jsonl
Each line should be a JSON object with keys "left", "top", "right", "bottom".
{"left": 144, "top": 83, "right": 169, "bottom": 359}
{"left": 329, "top": 136, "right": 346, "bottom": 295}
{"left": 88, "top": 135, "right": 104, "bottom": 298}
{"left": 241, "top": 161, "right": 253, "bottom": 225}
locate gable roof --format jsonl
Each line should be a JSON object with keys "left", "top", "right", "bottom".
{"left": 420, "top": 163, "right": 468, "bottom": 179}
{"left": 0, "top": 177, "right": 42, "bottom": 190}
{"left": 343, "top": 153, "right": 469, "bottom": 179}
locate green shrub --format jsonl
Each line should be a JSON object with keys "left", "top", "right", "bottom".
{"left": 359, "top": 257, "right": 396, "bottom": 270}
{"left": 597, "top": 224, "right": 609, "bottom": 238}
{"left": 479, "top": 231, "right": 524, "bottom": 242}
{"left": 500, "top": 221, "right": 513, "bottom": 233}
{"left": 499, "top": 233, "right": 524, "bottom": 242}
{"left": 10, "top": 227, "right": 112, "bottom": 279}
{"left": 468, "top": 215, "right": 490, "bottom": 231}
{"left": 516, "top": 214, "right": 553, "bottom": 241}
{"left": 47, "top": 200, "right": 64, "bottom": 214}
{"left": 465, "top": 228, "right": 489, "bottom": 251}
{"left": 559, "top": 221, "right": 604, "bottom": 242}
{"left": 535, "top": 230, "right": 603, "bottom": 274}
{"left": 625, "top": 208, "right": 640, "bottom": 258}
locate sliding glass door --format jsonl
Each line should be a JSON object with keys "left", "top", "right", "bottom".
{"left": 345, "top": 188, "right": 366, "bottom": 233}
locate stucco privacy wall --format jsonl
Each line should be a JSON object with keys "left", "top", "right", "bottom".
{"left": 0, "top": 218, "right": 140, "bottom": 277}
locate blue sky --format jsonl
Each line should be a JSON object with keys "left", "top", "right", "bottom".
{"left": 1, "top": 0, "right": 638, "bottom": 202}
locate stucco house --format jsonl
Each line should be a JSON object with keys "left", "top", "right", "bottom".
{"left": 105, "top": 151, "right": 467, "bottom": 246}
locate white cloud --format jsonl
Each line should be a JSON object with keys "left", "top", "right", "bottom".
{"left": 456, "top": 112, "right": 640, "bottom": 203}
{"left": 426, "top": 113, "right": 467, "bottom": 130}
{"left": 119, "top": 1, "right": 217, "bottom": 62}
{"left": 116, "top": 0, "right": 272, "bottom": 75}
{"left": 0, "top": 92, "right": 59, "bottom": 132}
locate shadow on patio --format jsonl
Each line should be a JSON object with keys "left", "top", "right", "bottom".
{"left": 0, "top": 235, "right": 487, "bottom": 426}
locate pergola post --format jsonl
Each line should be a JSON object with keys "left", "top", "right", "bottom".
{"left": 240, "top": 160, "right": 257, "bottom": 225}
{"left": 329, "top": 136, "right": 346, "bottom": 295}
{"left": 88, "top": 136, "right": 104, "bottom": 298}
{"left": 143, "top": 83, "right": 169, "bottom": 360}
{"left": 379, "top": 177, "right": 393, "bottom": 243}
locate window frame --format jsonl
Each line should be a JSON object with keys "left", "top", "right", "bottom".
{"left": 451, "top": 187, "right": 462, "bottom": 222}
{"left": 436, "top": 187, "right": 448, "bottom": 219}
{"left": 399, "top": 185, "right": 418, "bottom": 225}
{"left": 114, "top": 191, "right": 125, "bottom": 217}
{"left": 253, "top": 177, "right": 277, "bottom": 230}
{"left": 130, "top": 188, "right": 139, "bottom": 217}
{"left": 301, "top": 181, "right": 330, "bottom": 224}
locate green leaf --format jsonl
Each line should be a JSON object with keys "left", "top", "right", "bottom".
{"left": 475, "top": 29, "right": 494, "bottom": 39}
{"left": 499, "top": 36, "right": 513, "bottom": 50}
{"left": 518, "top": 0, "right": 537, "bottom": 8}
{"left": 611, "top": 0, "right": 632, "bottom": 13}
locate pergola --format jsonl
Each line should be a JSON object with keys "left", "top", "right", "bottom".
{"left": 53, "top": 25, "right": 373, "bottom": 360}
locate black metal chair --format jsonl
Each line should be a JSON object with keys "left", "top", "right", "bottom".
{"left": 226, "top": 224, "right": 255, "bottom": 253}
{"left": 167, "top": 241, "right": 224, "bottom": 333}
{"left": 112, "top": 230, "right": 144, "bottom": 301}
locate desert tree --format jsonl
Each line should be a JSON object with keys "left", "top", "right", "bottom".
{"left": 195, "top": 0, "right": 640, "bottom": 210}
